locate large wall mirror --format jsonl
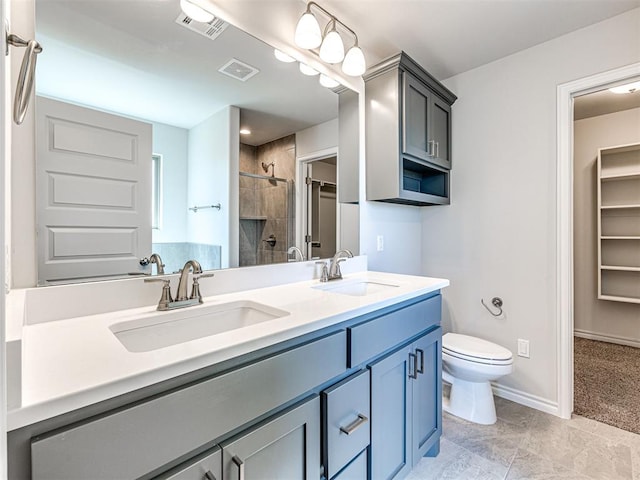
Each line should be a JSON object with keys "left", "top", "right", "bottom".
{"left": 34, "top": 0, "right": 358, "bottom": 285}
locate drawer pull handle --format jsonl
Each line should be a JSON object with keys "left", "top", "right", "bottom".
{"left": 340, "top": 413, "right": 369, "bottom": 435}
{"left": 416, "top": 348, "right": 425, "bottom": 374}
{"left": 409, "top": 352, "right": 418, "bottom": 379}
{"left": 232, "top": 455, "right": 245, "bottom": 480}
{"left": 204, "top": 471, "right": 216, "bottom": 480}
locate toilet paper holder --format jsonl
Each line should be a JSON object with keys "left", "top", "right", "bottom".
{"left": 481, "top": 297, "right": 503, "bottom": 317}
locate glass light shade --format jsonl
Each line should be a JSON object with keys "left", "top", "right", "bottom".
{"left": 299, "top": 63, "right": 319, "bottom": 76}
{"left": 319, "top": 74, "right": 340, "bottom": 89}
{"left": 609, "top": 81, "right": 640, "bottom": 94}
{"left": 180, "top": 0, "right": 214, "bottom": 23}
{"left": 295, "top": 12, "right": 322, "bottom": 49}
{"left": 319, "top": 30, "right": 345, "bottom": 64}
{"left": 274, "top": 49, "right": 296, "bottom": 63}
{"left": 342, "top": 45, "right": 366, "bottom": 76}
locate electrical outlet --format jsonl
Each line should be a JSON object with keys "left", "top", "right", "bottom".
{"left": 517, "top": 339, "right": 530, "bottom": 358}
{"left": 376, "top": 235, "right": 384, "bottom": 252}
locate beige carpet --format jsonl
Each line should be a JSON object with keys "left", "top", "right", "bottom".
{"left": 574, "top": 336, "right": 640, "bottom": 435}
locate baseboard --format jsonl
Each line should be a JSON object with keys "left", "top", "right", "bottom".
{"left": 491, "top": 383, "right": 559, "bottom": 417}
{"left": 574, "top": 329, "right": 640, "bottom": 348}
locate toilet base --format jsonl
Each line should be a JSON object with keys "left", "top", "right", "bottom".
{"left": 442, "top": 372, "right": 497, "bottom": 425}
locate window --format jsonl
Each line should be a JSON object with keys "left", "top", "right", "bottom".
{"left": 151, "top": 154, "right": 162, "bottom": 229}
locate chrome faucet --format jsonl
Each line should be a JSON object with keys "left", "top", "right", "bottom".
{"left": 287, "top": 246, "right": 305, "bottom": 262}
{"left": 176, "top": 259, "right": 203, "bottom": 301}
{"left": 326, "top": 249, "right": 353, "bottom": 281}
{"left": 145, "top": 259, "right": 214, "bottom": 311}
{"left": 148, "top": 253, "right": 165, "bottom": 274}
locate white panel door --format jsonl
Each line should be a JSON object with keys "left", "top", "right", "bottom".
{"left": 36, "top": 96, "right": 152, "bottom": 283}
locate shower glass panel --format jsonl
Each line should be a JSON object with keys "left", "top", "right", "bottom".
{"left": 239, "top": 172, "right": 294, "bottom": 267}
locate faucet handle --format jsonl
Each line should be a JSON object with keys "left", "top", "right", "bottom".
{"left": 190, "top": 273, "right": 214, "bottom": 303}
{"left": 144, "top": 278, "right": 173, "bottom": 310}
{"left": 315, "top": 261, "right": 329, "bottom": 282}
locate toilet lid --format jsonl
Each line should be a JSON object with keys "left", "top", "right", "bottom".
{"left": 442, "top": 333, "right": 513, "bottom": 363}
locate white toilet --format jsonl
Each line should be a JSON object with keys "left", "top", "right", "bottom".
{"left": 442, "top": 333, "right": 513, "bottom": 425}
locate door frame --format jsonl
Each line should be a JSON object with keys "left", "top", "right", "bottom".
{"left": 556, "top": 61, "right": 640, "bottom": 419}
{"left": 295, "top": 147, "right": 339, "bottom": 260}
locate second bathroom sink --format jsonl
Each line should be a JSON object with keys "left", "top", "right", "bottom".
{"left": 313, "top": 280, "right": 399, "bottom": 297}
{"left": 110, "top": 301, "right": 289, "bottom": 353}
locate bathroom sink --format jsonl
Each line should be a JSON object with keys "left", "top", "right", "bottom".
{"left": 110, "top": 301, "right": 289, "bottom": 353}
{"left": 313, "top": 280, "right": 399, "bottom": 297}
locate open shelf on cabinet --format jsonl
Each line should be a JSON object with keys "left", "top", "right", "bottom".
{"left": 597, "top": 143, "right": 640, "bottom": 304}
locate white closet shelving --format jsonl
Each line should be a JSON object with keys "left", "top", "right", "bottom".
{"left": 597, "top": 143, "right": 640, "bottom": 304}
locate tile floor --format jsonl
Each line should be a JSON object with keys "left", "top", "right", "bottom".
{"left": 407, "top": 397, "right": 640, "bottom": 480}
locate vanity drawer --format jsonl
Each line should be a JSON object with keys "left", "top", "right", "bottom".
{"left": 333, "top": 448, "right": 368, "bottom": 480}
{"left": 31, "top": 331, "right": 346, "bottom": 480}
{"left": 156, "top": 446, "right": 222, "bottom": 480}
{"left": 348, "top": 294, "right": 441, "bottom": 367}
{"left": 322, "top": 369, "right": 370, "bottom": 479}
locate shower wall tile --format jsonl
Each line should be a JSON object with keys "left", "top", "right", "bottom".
{"left": 240, "top": 143, "right": 258, "bottom": 174}
{"left": 239, "top": 187, "right": 257, "bottom": 218}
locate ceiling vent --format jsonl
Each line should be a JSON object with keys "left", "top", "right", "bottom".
{"left": 175, "top": 12, "right": 229, "bottom": 41}
{"left": 218, "top": 58, "right": 260, "bottom": 82}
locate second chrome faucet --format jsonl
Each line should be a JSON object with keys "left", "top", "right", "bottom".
{"left": 316, "top": 249, "right": 354, "bottom": 282}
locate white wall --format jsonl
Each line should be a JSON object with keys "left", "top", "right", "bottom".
{"left": 151, "top": 122, "right": 188, "bottom": 244}
{"left": 574, "top": 107, "right": 640, "bottom": 346}
{"left": 422, "top": 9, "right": 640, "bottom": 408}
{"left": 187, "top": 106, "right": 239, "bottom": 269}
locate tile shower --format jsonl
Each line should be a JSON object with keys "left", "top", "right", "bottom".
{"left": 239, "top": 135, "right": 296, "bottom": 267}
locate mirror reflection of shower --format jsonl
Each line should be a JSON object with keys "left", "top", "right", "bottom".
{"left": 239, "top": 136, "right": 295, "bottom": 267}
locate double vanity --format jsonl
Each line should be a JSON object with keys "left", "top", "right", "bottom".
{"left": 6, "top": 260, "right": 448, "bottom": 480}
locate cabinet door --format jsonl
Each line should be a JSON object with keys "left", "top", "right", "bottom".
{"left": 369, "top": 344, "right": 413, "bottom": 480}
{"left": 411, "top": 327, "right": 442, "bottom": 465}
{"left": 429, "top": 97, "right": 451, "bottom": 170}
{"left": 332, "top": 449, "right": 368, "bottom": 480}
{"left": 221, "top": 396, "right": 320, "bottom": 480}
{"left": 402, "top": 73, "right": 431, "bottom": 163}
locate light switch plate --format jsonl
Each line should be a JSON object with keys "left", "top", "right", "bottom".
{"left": 517, "top": 339, "right": 530, "bottom": 358}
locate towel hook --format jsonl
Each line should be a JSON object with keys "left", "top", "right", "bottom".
{"left": 481, "top": 297, "right": 503, "bottom": 317}
{"left": 6, "top": 31, "right": 43, "bottom": 125}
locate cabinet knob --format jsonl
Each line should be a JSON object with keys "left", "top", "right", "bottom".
{"left": 204, "top": 471, "right": 216, "bottom": 480}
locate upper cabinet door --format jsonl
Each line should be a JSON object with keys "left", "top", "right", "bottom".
{"left": 430, "top": 97, "right": 452, "bottom": 170}
{"left": 402, "top": 73, "right": 431, "bottom": 163}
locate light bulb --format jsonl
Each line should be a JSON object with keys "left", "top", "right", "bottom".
{"left": 342, "top": 45, "right": 366, "bottom": 76}
{"left": 319, "top": 29, "right": 345, "bottom": 64}
{"left": 299, "top": 63, "right": 319, "bottom": 76}
{"left": 319, "top": 74, "right": 340, "bottom": 89}
{"left": 180, "top": 0, "right": 214, "bottom": 23}
{"left": 274, "top": 49, "right": 295, "bottom": 63}
{"left": 609, "top": 81, "right": 640, "bottom": 94}
{"left": 294, "top": 12, "right": 322, "bottom": 49}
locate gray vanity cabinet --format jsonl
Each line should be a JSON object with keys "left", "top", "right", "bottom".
{"left": 364, "top": 51, "right": 456, "bottom": 206}
{"left": 157, "top": 447, "right": 222, "bottom": 480}
{"left": 220, "top": 396, "right": 320, "bottom": 480}
{"left": 369, "top": 327, "right": 442, "bottom": 480}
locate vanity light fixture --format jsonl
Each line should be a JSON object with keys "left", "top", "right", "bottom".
{"left": 179, "top": 0, "right": 214, "bottom": 23}
{"left": 274, "top": 49, "right": 296, "bottom": 63}
{"left": 294, "top": 1, "right": 366, "bottom": 76}
{"left": 299, "top": 63, "right": 320, "bottom": 76}
{"left": 609, "top": 80, "right": 640, "bottom": 94}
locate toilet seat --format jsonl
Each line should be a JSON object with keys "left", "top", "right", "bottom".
{"left": 443, "top": 333, "right": 513, "bottom": 366}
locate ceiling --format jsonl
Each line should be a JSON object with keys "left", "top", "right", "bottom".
{"left": 574, "top": 80, "right": 640, "bottom": 120}
{"left": 320, "top": 0, "right": 640, "bottom": 80}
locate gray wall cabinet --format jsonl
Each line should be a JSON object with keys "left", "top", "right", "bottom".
{"left": 10, "top": 293, "right": 442, "bottom": 480}
{"left": 369, "top": 327, "right": 442, "bottom": 480}
{"left": 364, "top": 52, "right": 457, "bottom": 206}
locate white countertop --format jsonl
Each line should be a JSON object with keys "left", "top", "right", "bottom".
{"left": 8, "top": 271, "right": 448, "bottom": 430}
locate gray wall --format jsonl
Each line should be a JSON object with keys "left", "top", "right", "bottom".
{"left": 574, "top": 107, "right": 640, "bottom": 346}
